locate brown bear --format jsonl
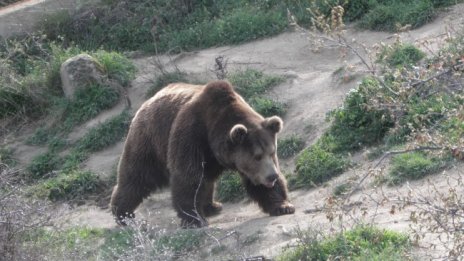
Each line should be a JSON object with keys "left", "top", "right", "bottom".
{"left": 110, "top": 80, "right": 295, "bottom": 227}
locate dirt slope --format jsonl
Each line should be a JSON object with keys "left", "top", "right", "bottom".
{"left": 12, "top": 3, "right": 464, "bottom": 259}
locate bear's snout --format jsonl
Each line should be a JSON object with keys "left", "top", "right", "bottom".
{"left": 264, "top": 173, "right": 279, "bottom": 188}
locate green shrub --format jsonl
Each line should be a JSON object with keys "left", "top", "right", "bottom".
{"left": 59, "top": 83, "right": 120, "bottom": 131}
{"left": 99, "top": 228, "right": 135, "bottom": 259}
{"left": 278, "top": 135, "right": 305, "bottom": 159}
{"left": 385, "top": 44, "right": 425, "bottom": 67}
{"left": 229, "top": 69, "right": 283, "bottom": 100}
{"left": 62, "top": 111, "right": 132, "bottom": 171}
{"left": 344, "top": 0, "right": 377, "bottom": 22}
{"left": 0, "top": 147, "right": 16, "bottom": 166}
{"left": 0, "top": 79, "right": 34, "bottom": 118}
{"left": 327, "top": 77, "right": 394, "bottom": 153}
{"left": 40, "top": 170, "right": 102, "bottom": 201}
{"left": 441, "top": 116, "right": 464, "bottom": 144}
{"left": 216, "top": 171, "right": 246, "bottom": 202}
{"left": 387, "top": 152, "right": 450, "bottom": 185}
{"left": 26, "top": 128, "right": 53, "bottom": 146}
{"left": 278, "top": 225, "right": 410, "bottom": 261}
{"left": 403, "top": 94, "right": 463, "bottom": 131}
{"left": 0, "top": 40, "right": 134, "bottom": 120}
{"left": 294, "top": 144, "right": 350, "bottom": 188}
{"left": 249, "top": 97, "right": 286, "bottom": 117}
{"left": 75, "top": 110, "right": 131, "bottom": 152}
{"left": 27, "top": 226, "right": 104, "bottom": 249}
{"left": 61, "top": 150, "right": 88, "bottom": 172}
{"left": 28, "top": 151, "right": 62, "bottom": 178}
{"left": 39, "top": 1, "right": 286, "bottom": 52}
{"left": 332, "top": 182, "right": 352, "bottom": 197}
{"left": 431, "top": 0, "right": 462, "bottom": 7}
{"left": 93, "top": 50, "right": 136, "bottom": 86}
{"left": 358, "top": 0, "right": 435, "bottom": 31}
{"left": 157, "top": 230, "right": 205, "bottom": 253}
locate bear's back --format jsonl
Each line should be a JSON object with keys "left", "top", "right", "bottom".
{"left": 126, "top": 83, "right": 203, "bottom": 169}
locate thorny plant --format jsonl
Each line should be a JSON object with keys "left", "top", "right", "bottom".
{"left": 0, "top": 164, "right": 53, "bottom": 260}
{"left": 117, "top": 212, "right": 257, "bottom": 260}
{"left": 290, "top": 2, "right": 464, "bottom": 259}
{"left": 212, "top": 55, "right": 229, "bottom": 80}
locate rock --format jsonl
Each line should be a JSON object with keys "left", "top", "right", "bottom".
{"left": 60, "top": 54, "right": 106, "bottom": 99}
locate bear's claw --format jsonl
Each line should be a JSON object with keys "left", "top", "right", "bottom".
{"left": 270, "top": 202, "right": 295, "bottom": 216}
{"left": 204, "top": 201, "right": 223, "bottom": 217}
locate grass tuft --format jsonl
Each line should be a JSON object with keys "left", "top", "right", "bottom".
{"left": 278, "top": 135, "right": 305, "bottom": 159}
{"left": 216, "top": 171, "right": 246, "bottom": 203}
{"left": 387, "top": 152, "right": 451, "bottom": 185}
{"left": 35, "top": 170, "right": 102, "bottom": 201}
{"left": 229, "top": 69, "right": 283, "bottom": 100}
{"left": 0, "top": 147, "right": 16, "bottom": 167}
{"left": 326, "top": 77, "right": 394, "bottom": 153}
{"left": 293, "top": 144, "right": 350, "bottom": 188}
{"left": 249, "top": 97, "right": 287, "bottom": 117}
{"left": 278, "top": 225, "right": 410, "bottom": 261}
{"left": 379, "top": 43, "right": 426, "bottom": 67}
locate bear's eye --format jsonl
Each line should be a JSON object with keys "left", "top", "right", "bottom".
{"left": 254, "top": 154, "right": 263, "bottom": 161}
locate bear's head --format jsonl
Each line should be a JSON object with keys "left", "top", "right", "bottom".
{"left": 227, "top": 116, "right": 283, "bottom": 188}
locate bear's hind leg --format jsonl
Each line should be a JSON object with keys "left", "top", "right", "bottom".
{"left": 243, "top": 175, "right": 295, "bottom": 216}
{"left": 171, "top": 175, "right": 210, "bottom": 228}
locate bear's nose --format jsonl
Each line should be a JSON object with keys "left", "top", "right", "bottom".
{"left": 266, "top": 174, "right": 279, "bottom": 183}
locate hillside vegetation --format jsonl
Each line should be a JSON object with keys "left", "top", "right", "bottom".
{"left": 0, "top": 0, "right": 463, "bottom": 260}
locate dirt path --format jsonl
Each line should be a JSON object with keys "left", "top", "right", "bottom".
{"left": 0, "top": 0, "right": 77, "bottom": 38}
{"left": 13, "top": 3, "right": 464, "bottom": 259}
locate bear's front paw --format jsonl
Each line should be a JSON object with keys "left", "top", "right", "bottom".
{"left": 114, "top": 212, "right": 135, "bottom": 226}
{"left": 204, "top": 201, "right": 223, "bottom": 217}
{"left": 270, "top": 202, "right": 295, "bottom": 216}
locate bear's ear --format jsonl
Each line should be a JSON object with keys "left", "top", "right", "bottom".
{"left": 229, "top": 124, "right": 248, "bottom": 144}
{"left": 263, "top": 116, "right": 283, "bottom": 134}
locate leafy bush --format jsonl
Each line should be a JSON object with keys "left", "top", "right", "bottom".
{"left": 380, "top": 43, "right": 426, "bottom": 67}
{"left": 24, "top": 227, "right": 105, "bottom": 255}
{"left": 332, "top": 182, "right": 352, "bottom": 197}
{"left": 0, "top": 0, "right": 22, "bottom": 7}
{"left": 93, "top": 50, "right": 136, "bottom": 86}
{"left": 326, "top": 77, "right": 394, "bottom": 153}
{"left": 358, "top": 0, "right": 435, "bottom": 31}
{"left": 60, "top": 83, "right": 120, "bottom": 130}
{"left": 157, "top": 230, "right": 205, "bottom": 253}
{"left": 39, "top": 1, "right": 289, "bottom": 53}
{"left": 293, "top": 144, "right": 350, "bottom": 188}
{"left": 39, "top": 170, "right": 102, "bottom": 201}
{"left": 249, "top": 97, "right": 286, "bottom": 117}
{"left": 278, "top": 225, "right": 410, "bottom": 261}
{"left": 229, "top": 69, "right": 283, "bottom": 100}
{"left": 99, "top": 228, "right": 135, "bottom": 259}
{"left": 387, "top": 152, "right": 451, "bottom": 185}
{"left": 0, "top": 147, "right": 16, "bottom": 167}
{"left": 75, "top": 110, "right": 131, "bottom": 153}
{"left": 216, "top": 171, "right": 246, "bottom": 202}
{"left": 28, "top": 151, "right": 62, "bottom": 178}
{"left": 278, "top": 135, "right": 305, "bottom": 159}
{"left": 0, "top": 39, "right": 134, "bottom": 120}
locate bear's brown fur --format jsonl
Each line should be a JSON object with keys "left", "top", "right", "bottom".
{"left": 110, "top": 80, "right": 294, "bottom": 227}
